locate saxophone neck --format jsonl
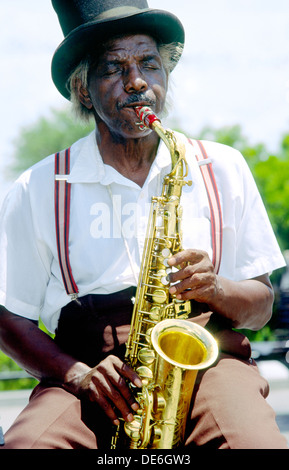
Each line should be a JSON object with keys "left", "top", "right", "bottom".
{"left": 134, "top": 106, "right": 188, "bottom": 179}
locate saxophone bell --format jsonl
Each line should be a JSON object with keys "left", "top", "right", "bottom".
{"left": 150, "top": 319, "right": 218, "bottom": 448}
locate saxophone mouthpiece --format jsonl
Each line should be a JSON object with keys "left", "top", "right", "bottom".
{"left": 135, "top": 106, "right": 160, "bottom": 130}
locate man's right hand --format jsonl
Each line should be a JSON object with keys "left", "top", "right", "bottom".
{"left": 75, "top": 355, "right": 142, "bottom": 426}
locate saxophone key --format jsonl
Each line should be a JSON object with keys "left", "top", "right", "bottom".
{"left": 152, "top": 289, "right": 167, "bottom": 304}
{"left": 136, "top": 366, "right": 153, "bottom": 386}
{"left": 161, "top": 276, "right": 170, "bottom": 286}
{"left": 162, "top": 248, "right": 171, "bottom": 258}
{"left": 124, "top": 416, "right": 142, "bottom": 447}
{"left": 149, "top": 306, "right": 161, "bottom": 321}
{"left": 153, "top": 390, "right": 166, "bottom": 413}
{"left": 151, "top": 426, "right": 162, "bottom": 447}
{"left": 144, "top": 327, "right": 154, "bottom": 343}
{"left": 162, "top": 258, "right": 169, "bottom": 267}
{"left": 156, "top": 269, "right": 169, "bottom": 286}
{"left": 138, "top": 347, "right": 156, "bottom": 365}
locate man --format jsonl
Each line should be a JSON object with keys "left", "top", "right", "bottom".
{"left": 0, "top": 0, "right": 287, "bottom": 449}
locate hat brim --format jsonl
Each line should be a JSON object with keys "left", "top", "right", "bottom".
{"left": 51, "top": 9, "right": 185, "bottom": 99}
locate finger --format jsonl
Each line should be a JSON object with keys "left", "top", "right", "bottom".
{"left": 85, "top": 379, "right": 121, "bottom": 425}
{"left": 170, "top": 270, "right": 210, "bottom": 294}
{"left": 169, "top": 264, "right": 196, "bottom": 284}
{"left": 169, "top": 276, "right": 195, "bottom": 296}
{"left": 105, "top": 385, "right": 135, "bottom": 423}
{"left": 167, "top": 249, "right": 199, "bottom": 267}
{"left": 115, "top": 360, "right": 143, "bottom": 389}
{"left": 101, "top": 360, "right": 141, "bottom": 411}
{"left": 96, "top": 395, "right": 121, "bottom": 426}
{"left": 169, "top": 255, "right": 214, "bottom": 289}
{"left": 170, "top": 273, "right": 217, "bottom": 302}
{"left": 111, "top": 374, "right": 140, "bottom": 412}
{"left": 91, "top": 372, "right": 136, "bottom": 424}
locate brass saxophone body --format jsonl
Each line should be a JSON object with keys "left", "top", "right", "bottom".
{"left": 111, "top": 107, "right": 218, "bottom": 450}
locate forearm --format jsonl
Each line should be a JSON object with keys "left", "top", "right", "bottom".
{"left": 0, "top": 307, "right": 142, "bottom": 425}
{"left": 209, "top": 274, "right": 274, "bottom": 330}
{"left": 0, "top": 307, "right": 91, "bottom": 391}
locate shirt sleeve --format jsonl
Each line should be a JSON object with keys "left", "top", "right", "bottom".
{"left": 0, "top": 176, "right": 51, "bottom": 320}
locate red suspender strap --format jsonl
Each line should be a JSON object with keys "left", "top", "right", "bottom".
{"left": 54, "top": 148, "right": 79, "bottom": 299}
{"left": 188, "top": 139, "right": 223, "bottom": 274}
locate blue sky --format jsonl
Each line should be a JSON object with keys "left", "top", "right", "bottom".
{"left": 1, "top": 0, "right": 289, "bottom": 204}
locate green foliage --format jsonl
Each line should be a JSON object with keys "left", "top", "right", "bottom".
{"left": 199, "top": 124, "right": 247, "bottom": 152}
{"left": 236, "top": 325, "right": 277, "bottom": 342}
{"left": 0, "top": 350, "right": 38, "bottom": 391}
{"left": 254, "top": 156, "right": 289, "bottom": 251}
{"left": 6, "top": 107, "right": 95, "bottom": 178}
{"left": 200, "top": 124, "right": 289, "bottom": 252}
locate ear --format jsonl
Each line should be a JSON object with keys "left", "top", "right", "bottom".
{"left": 72, "top": 78, "right": 93, "bottom": 110}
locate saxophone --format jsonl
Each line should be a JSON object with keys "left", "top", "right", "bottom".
{"left": 111, "top": 107, "right": 218, "bottom": 450}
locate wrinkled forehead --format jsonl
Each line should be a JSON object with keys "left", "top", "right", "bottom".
{"left": 105, "top": 34, "right": 158, "bottom": 51}
{"left": 89, "top": 34, "right": 159, "bottom": 64}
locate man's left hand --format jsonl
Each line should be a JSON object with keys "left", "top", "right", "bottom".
{"left": 168, "top": 249, "right": 222, "bottom": 306}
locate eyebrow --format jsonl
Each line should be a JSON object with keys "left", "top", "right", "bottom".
{"left": 141, "top": 54, "right": 161, "bottom": 62}
{"left": 103, "top": 52, "right": 162, "bottom": 66}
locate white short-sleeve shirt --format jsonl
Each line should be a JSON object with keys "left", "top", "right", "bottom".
{"left": 0, "top": 131, "right": 285, "bottom": 333}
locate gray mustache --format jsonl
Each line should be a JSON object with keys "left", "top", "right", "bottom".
{"left": 117, "top": 94, "right": 156, "bottom": 109}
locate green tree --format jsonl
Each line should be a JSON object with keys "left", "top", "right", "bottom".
{"left": 252, "top": 139, "right": 289, "bottom": 252}
{"left": 7, "top": 107, "right": 94, "bottom": 178}
{"left": 199, "top": 124, "right": 268, "bottom": 170}
{"left": 199, "top": 124, "right": 289, "bottom": 340}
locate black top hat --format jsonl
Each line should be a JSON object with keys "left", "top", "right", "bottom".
{"left": 51, "top": 0, "right": 185, "bottom": 100}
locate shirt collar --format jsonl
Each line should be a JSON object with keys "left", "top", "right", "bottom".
{"left": 67, "top": 130, "right": 197, "bottom": 186}
{"left": 67, "top": 132, "right": 105, "bottom": 184}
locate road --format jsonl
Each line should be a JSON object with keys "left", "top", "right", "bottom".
{"left": 0, "top": 359, "right": 289, "bottom": 447}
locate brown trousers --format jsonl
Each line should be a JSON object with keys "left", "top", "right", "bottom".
{"left": 2, "top": 289, "right": 288, "bottom": 449}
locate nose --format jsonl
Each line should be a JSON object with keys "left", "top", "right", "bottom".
{"left": 123, "top": 65, "right": 148, "bottom": 94}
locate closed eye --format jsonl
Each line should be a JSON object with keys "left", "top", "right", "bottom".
{"left": 103, "top": 64, "right": 122, "bottom": 76}
{"left": 141, "top": 55, "right": 162, "bottom": 69}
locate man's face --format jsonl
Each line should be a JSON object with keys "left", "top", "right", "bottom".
{"left": 87, "top": 34, "right": 168, "bottom": 139}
